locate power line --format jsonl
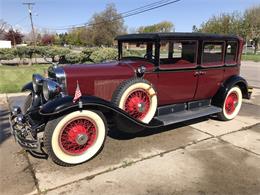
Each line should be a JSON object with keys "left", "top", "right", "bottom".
{"left": 38, "top": 0, "right": 173, "bottom": 30}
{"left": 37, "top": 0, "right": 181, "bottom": 31}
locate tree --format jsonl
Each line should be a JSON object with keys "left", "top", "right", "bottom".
{"left": 41, "top": 34, "right": 55, "bottom": 45}
{"left": 138, "top": 21, "right": 174, "bottom": 33}
{"left": 89, "top": 4, "right": 126, "bottom": 46}
{"left": 192, "top": 25, "right": 199, "bottom": 32}
{"left": 197, "top": 12, "right": 245, "bottom": 37}
{"left": 4, "top": 29, "right": 24, "bottom": 45}
{"left": 244, "top": 5, "right": 260, "bottom": 54}
{"left": 0, "top": 20, "right": 8, "bottom": 39}
{"left": 66, "top": 4, "right": 126, "bottom": 46}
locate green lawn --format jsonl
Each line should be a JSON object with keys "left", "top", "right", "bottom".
{"left": 0, "top": 65, "right": 49, "bottom": 93}
{"left": 242, "top": 54, "right": 260, "bottom": 62}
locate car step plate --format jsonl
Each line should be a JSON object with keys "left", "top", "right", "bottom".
{"left": 155, "top": 106, "right": 222, "bottom": 126}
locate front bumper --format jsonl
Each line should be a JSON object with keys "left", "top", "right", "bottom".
{"left": 9, "top": 106, "right": 48, "bottom": 159}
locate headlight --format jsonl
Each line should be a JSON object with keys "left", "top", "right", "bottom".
{"left": 42, "top": 79, "right": 61, "bottom": 101}
{"left": 32, "top": 74, "right": 44, "bottom": 93}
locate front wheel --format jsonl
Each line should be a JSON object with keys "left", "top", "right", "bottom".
{"left": 217, "top": 86, "right": 242, "bottom": 121}
{"left": 112, "top": 78, "right": 157, "bottom": 124}
{"left": 44, "top": 110, "right": 107, "bottom": 166}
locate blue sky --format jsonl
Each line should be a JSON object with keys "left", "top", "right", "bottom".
{"left": 1, "top": 0, "right": 259, "bottom": 33}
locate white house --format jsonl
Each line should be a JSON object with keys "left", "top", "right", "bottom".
{"left": 0, "top": 40, "right": 12, "bottom": 48}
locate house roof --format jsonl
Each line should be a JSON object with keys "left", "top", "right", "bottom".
{"left": 115, "top": 32, "right": 241, "bottom": 42}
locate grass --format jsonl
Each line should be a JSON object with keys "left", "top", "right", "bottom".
{"left": 0, "top": 64, "right": 49, "bottom": 93}
{"left": 242, "top": 54, "right": 260, "bottom": 62}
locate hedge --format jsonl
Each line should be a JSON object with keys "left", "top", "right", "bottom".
{"left": 0, "top": 46, "right": 118, "bottom": 64}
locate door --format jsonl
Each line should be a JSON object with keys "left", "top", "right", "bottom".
{"left": 157, "top": 40, "right": 199, "bottom": 105}
{"left": 195, "top": 41, "right": 225, "bottom": 100}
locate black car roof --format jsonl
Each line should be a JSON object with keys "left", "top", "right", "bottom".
{"left": 115, "top": 32, "right": 241, "bottom": 41}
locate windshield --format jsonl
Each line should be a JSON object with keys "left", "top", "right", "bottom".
{"left": 120, "top": 41, "right": 155, "bottom": 61}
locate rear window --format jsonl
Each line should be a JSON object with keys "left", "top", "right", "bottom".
{"left": 225, "top": 41, "right": 238, "bottom": 65}
{"left": 202, "top": 42, "right": 224, "bottom": 66}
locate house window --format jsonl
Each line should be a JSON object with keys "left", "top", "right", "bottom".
{"left": 226, "top": 41, "right": 238, "bottom": 65}
{"left": 202, "top": 42, "right": 224, "bottom": 66}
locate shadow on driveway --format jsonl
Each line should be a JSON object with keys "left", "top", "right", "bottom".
{"left": 0, "top": 108, "right": 11, "bottom": 145}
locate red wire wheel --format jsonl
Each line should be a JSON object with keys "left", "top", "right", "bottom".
{"left": 112, "top": 78, "right": 158, "bottom": 124}
{"left": 59, "top": 118, "right": 97, "bottom": 155}
{"left": 225, "top": 92, "right": 238, "bottom": 115}
{"left": 123, "top": 89, "right": 151, "bottom": 120}
{"left": 218, "top": 86, "right": 242, "bottom": 121}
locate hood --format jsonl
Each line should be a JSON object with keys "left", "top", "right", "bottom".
{"left": 62, "top": 60, "right": 156, "bottom": 99}
{"left": 62, "top": 61, "right": 136, "bottom": 97}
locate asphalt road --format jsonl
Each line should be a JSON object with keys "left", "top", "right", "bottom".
{"left": 0, "top": 61, "right": 260, "bottom": 195}
{"left": 241, "top": 61, "right": 260, "bottom": 88}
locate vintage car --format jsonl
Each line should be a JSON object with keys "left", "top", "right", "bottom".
{"left": 10, "top": 32, "right": 252, "bottom": 166}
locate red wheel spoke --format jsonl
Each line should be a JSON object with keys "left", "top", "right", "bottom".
{"left": 225, "top": 92, "right": 238, "bottom": 115}
{"left": 59, "top": 118, "right": 97, "bottom": 155}
{"left": 124, "top": 89, "right": 151, "bottom": 120}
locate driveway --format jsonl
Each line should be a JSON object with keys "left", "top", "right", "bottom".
{"left": 0, "top": 61, "right": 259, "bottom": 195}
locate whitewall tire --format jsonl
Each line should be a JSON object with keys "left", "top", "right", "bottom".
{"left": 218, "top": 86, "right": 242, "bottom": 121}
{"left": 44, "top": 110, "right": 107, "bottom": 166}
{"left": 112, "top": 78, "right": 157, "bottom": 124}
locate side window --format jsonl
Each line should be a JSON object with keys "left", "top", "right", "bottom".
{"left": 225, "top": 41, "right": 238, "bottom": 65}
{"left": 160, "top": 40, "right": 197, "bottom": 69}
{"left": 202, "top": 42, "right": 224, "bottom": 66}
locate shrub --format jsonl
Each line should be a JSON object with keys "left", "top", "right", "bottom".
{"left": 40, "top": 46, "right": 70, "bottom": 63}
{"left": 90, "top": 47, "right": 118, "bottom": 63}
{"left": 0, "top": 48, "right": 16, "bottom": 60}
{"left": 65, "top": 52, "right": 84, "bottom": 64}
{"left": 81, "top": 47, "right": 97, "bottom": 62}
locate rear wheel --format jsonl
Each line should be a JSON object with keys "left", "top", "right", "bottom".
{"left": 44, "top": 110, "right": 107, "bottom": 166}
{"left": 217, "top": 86, "right": 242, "bottom": 121}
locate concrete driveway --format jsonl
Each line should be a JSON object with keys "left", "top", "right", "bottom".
{"left": 0, "top": 61, "right": 260, "bottom": 195}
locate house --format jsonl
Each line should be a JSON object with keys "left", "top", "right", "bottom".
{"left": 0, "top": 40, "right": 12, "bottom": 48}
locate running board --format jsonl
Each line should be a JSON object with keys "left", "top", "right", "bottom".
{"left": 155, "top": 106, "right": 222, "bottom": 126}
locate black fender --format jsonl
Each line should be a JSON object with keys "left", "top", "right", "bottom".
{"left": 39, "top": 96, "right": 163, "bottom": 133}
{"left": 21, "top": 82, "right": 43, "bottom": 109}
{"left": 212, "top": 75, "right": 251, "bottom": 107}
{"left": 22, "top": 82, "right": 33, "bottom": 93}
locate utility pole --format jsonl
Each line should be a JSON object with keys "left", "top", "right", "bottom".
{"left": 23, "top": 2, "right": 36, "bottom": 47}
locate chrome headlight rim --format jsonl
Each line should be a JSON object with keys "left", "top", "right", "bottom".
{"left": 32, "top": 74, "right": 44, "bottom": 93}
{"left": 42, "top": 79, "right": 61, "bottom": 101}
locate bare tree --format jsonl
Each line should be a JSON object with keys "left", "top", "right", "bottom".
{"left": 244, "top": 5, "right": 260, "bottom": 54}
{"left": 0, "top": 20, "right": 8, "bottom": 39}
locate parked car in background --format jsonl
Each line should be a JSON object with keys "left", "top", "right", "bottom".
{"left": 10, "top": 32, "right": 252, "bottom": 166}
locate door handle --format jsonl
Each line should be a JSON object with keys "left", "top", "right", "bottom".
{"left": 199, "top": 71, "right": 206, "bottom": 75}
{"left": 194, "top": 71, "right": 200, "bottom": 76}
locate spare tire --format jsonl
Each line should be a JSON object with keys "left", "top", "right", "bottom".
{"left": 112, "top": 78, "right": 157, "bottom": 124}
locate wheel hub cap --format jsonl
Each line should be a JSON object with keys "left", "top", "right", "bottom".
{"left": 124, "top": 89, "right": 150, "bottom": 120}
{"left": 225, "top": 92, "right": 238, "bottom": 115}
{"left": 76, "top": 134, "right": 89, "bottom": 145}
{"left": 59, "top": 118, "right": 97, "bottom": 155}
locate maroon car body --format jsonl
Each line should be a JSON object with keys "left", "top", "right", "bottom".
{"left": 10, "top": 33, "right": 252, "bottom": 165}
{"left": 62, "top": 33, "right": 244, "bottom": 106}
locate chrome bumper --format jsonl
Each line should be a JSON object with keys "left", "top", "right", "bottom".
{"left": 9, "top": 106, "right": 47, "bottom": 159}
